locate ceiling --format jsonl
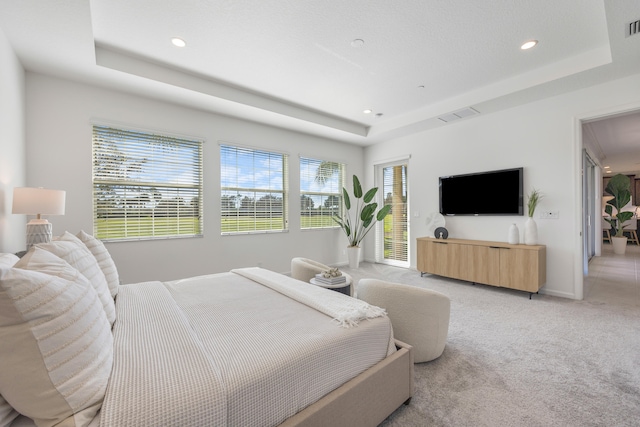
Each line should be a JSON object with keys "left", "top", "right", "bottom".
{"left": 0, "top": 0, "right": 639, "bottom": 150}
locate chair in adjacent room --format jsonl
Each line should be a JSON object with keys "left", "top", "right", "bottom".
{"left": 357, "top": 278, "right": 450, "bottom": 363}
{"left": 602, "top": 217, "right": 611, "bottom": 243}
{"left": 622, "top": 217, "right": 640, "bottom": 245}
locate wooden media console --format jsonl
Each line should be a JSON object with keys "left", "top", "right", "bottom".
{"left": 417, "top": 237, "right": 546, "bottom": 298}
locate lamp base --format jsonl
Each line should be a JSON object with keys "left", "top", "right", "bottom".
{"left": 26, "top": 221, "right": 52, "bottom": 249}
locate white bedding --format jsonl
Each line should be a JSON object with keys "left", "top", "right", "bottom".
{"left": 100, "top": 268, "right": 395, "bottom": 427}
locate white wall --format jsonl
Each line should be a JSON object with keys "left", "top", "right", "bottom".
{"left": 0, "top": 25, "right": 25, "bottom": 253}
{"left": 364, "top": 72, "right": 640, "bottom": 299}
{"left": 25, "top": 73, "right": 364, "bottom": 283}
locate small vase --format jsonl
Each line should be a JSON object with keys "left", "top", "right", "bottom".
{"left": 508, "top": 223, "right": 519, "bottom": 244}
{"left": 347, "top": 246, "right": 361, "bottom": 269}
{"left": 524, "top": 217, "right": 538, "bottom": 245}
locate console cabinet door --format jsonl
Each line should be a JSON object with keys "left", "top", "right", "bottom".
{"left": 419, "top": 240, "right": 461, "bottom": 278}
{"left": 468, "top": 245, "right": 501, "bottom": 285}
{"left": 428, "top": 241, "right": 452, "bottom": 277}
{"left": 499, "top": 248, "right": 539, "bottom": 292}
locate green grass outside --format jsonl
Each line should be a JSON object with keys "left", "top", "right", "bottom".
{"left": 96, "top": 215, "right": 358, "bottom": 239}
{"left": 95, "top": 217, "right": 200, "bottom": 240}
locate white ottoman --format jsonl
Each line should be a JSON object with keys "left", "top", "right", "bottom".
{"left": 358, "top": 279, "right": 450, "bottom": 363}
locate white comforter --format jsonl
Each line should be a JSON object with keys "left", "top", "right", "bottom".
{"left": 99, "top": 268, "right": 395, "bottom": 427}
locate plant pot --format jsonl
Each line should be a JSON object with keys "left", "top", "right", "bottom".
{"left": 611, "top": 236, "right": 628, "bottom": 255}
{"left": 347, "top": 246, "right": 361, "bottom": 269}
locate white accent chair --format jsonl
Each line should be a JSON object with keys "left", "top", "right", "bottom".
{"left": 290, "top": 257, "right": 354, "bottom": 296}
{"left": 357, "top": 279, "right": 450, "bottom": 363}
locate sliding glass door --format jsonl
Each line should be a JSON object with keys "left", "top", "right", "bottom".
{"left": 376, "top": 161, "right": 409, "bottom": 267}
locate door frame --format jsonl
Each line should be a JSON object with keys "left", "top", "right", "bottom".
{"left": 374, "top": 157, "right": 410, "bottom": 268}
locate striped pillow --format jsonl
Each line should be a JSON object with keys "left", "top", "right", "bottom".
{"left": 76, "top": 231, "right": 119, "bottom": 299}
{"left": 0, "top": 249, "right": 112, "bottom": 427}
{"left": 35, "top": 232, "right": 115, "bottom": 326}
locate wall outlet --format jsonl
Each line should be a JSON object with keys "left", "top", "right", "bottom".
{"left": 539, "top": 210, "right": 559, "bottom": 219}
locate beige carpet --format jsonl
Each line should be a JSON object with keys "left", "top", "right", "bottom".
{"left": 339, "top": 262, "right": 640, "bottom": 427}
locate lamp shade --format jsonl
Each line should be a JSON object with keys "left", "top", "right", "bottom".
{"left": 12, "top": 187, "right": 66, "bottom": 216}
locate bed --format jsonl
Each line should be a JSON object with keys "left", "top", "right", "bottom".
{"left": 0, "top": 231, "right": 413, "bottom": 427}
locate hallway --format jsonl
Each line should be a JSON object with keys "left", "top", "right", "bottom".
{"left": 585, "top": 243, "right": 640, "bottom": 307}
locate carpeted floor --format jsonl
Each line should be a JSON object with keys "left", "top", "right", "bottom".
{"left": 339, "top": 261, "right": 640, "bottom": 427}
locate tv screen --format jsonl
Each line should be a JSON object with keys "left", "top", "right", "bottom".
{"left": 439, "top": 167, "right": 523, "bottom": 216}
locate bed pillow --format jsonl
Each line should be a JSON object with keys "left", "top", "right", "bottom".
{"left": 34, "top": 232, "right": 115, "bottom": 326}
{"left": 0, "top": 249, "right": 113, "bottom": 427}
{"left": 0, "top": 394, "right": 19, "bottom": 427}
{"left": 76, "top": 230, "right": 119, "bottom": 299}
{"left": 0, "top": 254, "right": 19, "bottom": 268}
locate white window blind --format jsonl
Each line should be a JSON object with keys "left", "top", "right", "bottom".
{"left": 381, "top": 164, "right": 408, "bottom": 263}
{"left": 92, "top": 125, "right": 203, "bottom": 241}
{"left": 220, "top": 144, "right": 288, "bottom": 234}
{"left": 300, "top": 157, "right": 345, "bottom": 229}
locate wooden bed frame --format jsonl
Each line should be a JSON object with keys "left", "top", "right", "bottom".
{"left": 280, "top": 340, "right": 414, "bottom": 427}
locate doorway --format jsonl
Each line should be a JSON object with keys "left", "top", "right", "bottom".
{"left": 578, "top": 105, "right": 640, "bottom": 299}
{"left": 375, "top": 160, "right": 409, "bottom": 268}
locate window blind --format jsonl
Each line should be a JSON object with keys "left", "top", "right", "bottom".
{"left": 220, "top": 144, "right": 288, "bottom": 234}
{"left": 92, "top": 125, "right": 203, "bottom": 241}
{"left": 299, "top": 157, "right": 345, "bottom": 229}
{"left": 381, "top": 164, "right": 408, "bottom": 263}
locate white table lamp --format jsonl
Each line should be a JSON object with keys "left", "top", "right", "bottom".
{"left": 12, "top": 187, "right": 66, "bottom": 249}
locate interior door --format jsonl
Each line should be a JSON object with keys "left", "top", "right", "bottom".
{"left": 583, "top": 149, "right": 597, "bottom": 272}
{"left": 376, "top": 161, "right": 409, "bottom": 267}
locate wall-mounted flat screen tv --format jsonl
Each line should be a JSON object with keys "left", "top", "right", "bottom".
{"left": 439, "top": 167, "right": 523, "bottom": 216}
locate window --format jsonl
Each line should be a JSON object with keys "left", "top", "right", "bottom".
{"left": 92, "top": 125, "right": 203, "bottom": 241}
{"left": 378, "top": 162, "right": 409, "bottom": 267}
{"left": 220, "top": 144, "right": 288, "bottom": 234}
{"left": 300, "top": 157, "right": 345, "bottom": 229}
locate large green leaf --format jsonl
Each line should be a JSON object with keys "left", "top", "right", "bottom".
{"left": 362, "top": 217, "right": 373, "bottom": 229}
{"left": 360, "top": 203, "right": 377, "bottom": 221}
{"left": 376, "top": 204, "right": 392, "bottom": 220}
{"left": 353, "top": 175, "right": 363, "bottom": 199}
{"left": 363, "top": 187, "right": 378, "bottom": 203}
{"left": 342, "top": 188, "right": 351, "bottom": 210}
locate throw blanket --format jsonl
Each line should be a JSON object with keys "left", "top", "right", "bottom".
{"left": 231, "top": 267, "right": 386, "bottom": 327}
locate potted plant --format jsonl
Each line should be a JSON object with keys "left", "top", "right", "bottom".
{"left": 525, "top": 189, "right": 543, "bottom": 245}
{"left": 333, "top": 175, "right": 391, "bottom": 268}
{"left": 604, "top": 174, "right": 633, "bottom": 255}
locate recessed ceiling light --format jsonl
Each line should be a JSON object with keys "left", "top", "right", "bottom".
{"left": 363, "top": 109, "right": 372, "bottom": 114}
{"left": 606, "top": 170, "right": 613, "bottom": 173}
{"left": 520, "top": 40, "right": 538, "bottom": 50}
{"left": 604, "top": 166, "right": 611, "bottom": 169}
{"left": 418, "top": 85, "right": 425, "bottom": 89}
{"left": 351, "top": 39, "right": 365, "bottom": 48}
{"left": 171, "top": 37, "right": 186, "bottom": 48}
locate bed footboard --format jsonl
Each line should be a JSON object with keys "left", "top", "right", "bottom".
{"left": 279, "top": 339, "right": 414, "bottom": 427}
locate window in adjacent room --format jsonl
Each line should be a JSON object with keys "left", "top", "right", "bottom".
{"left": 92, "top": 125, "right": 203, "bottom": 241}
{"left": 299, "top": 157, "right": 345, "bottom": 229}
{"left": 220, "top": 144, "right": 289, "bottom": 234}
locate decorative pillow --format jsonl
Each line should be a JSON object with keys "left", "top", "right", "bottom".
{"left": 0, "top": 249, "right": 113, "bottom": 427}
{"left": 34, "top": 232, "right": 115, "bottom": 326}
{"left": 0, "top": 394, "right": 19, "bottom": 427}
{"left": 0, "top": 254, "right": 19, "bottom": 268}
{"left": 76, "top": 230, "right": 119, "bottom": 299}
